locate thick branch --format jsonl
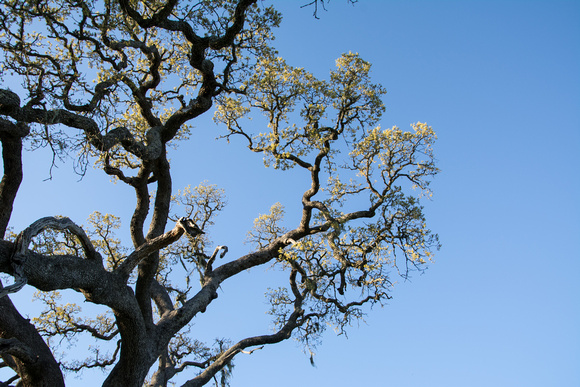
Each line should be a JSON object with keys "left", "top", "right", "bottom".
{"left": 15, "top": 217, "right": 101, "bottom": 261}
{"left": 0, "top": 241, "right": 137, "bottom": 316}
{"left": 0, "top": 90, "right": 163, "bottom": 160}
{"left": 0, "top": 216, "right": 101, "bottom": 299}
{"left": 151, "top": 280, "right": 174, "bottom": 316}
{"left": 116, "top": 218, "right": 202, "bottom": 280}
{"left": 117, "top": 0, "right": 179, "bottom": 29}
{"left": 0, "top": 122, "right": 28, "bottom": 238}
{"left": 0, "top": 338, "right": 36, "bottom": 365}
{"left": 0, "top": 286, "right": 65, "bottom": 386}
{"left": 135, "top": 153, "right": 173, "bottom": 326}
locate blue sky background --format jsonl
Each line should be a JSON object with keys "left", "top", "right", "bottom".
{"left": 1, "top": 1, "right": 579, "bottom": 386}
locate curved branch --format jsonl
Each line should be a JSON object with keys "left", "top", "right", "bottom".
{"left": 151, "top": 279, "right": 174, "bottom": 316}
{"left": 0, "top": 90, "right": 163, "bottom": 160}
{"left": 0, "top": 338, "right": 36, "bottom": 364}
{"left": 0, "top": 91, "right": 29, "bottom": 238}
{"left": 116, "top": 218, "right": 203, "bottom": 280}
{"left": 0, "top": 89, "right": 21, "bottom": 116}
{"left": 209, "top": 0, "right": 258, "bottom": 50}
{"left": 0, "top": 216, "right": 101, "bottom": 298}
{"left": 184, "top": 269, "right": 304, "bottom": 387}
{"left": 183, "top": 299, "right": 303, "bottom": 387}
{"left": 0, "top": 120, "right": 28, "bottom": 238}
{"left": 205, "top": 245, "right": 228, "bottom": 274}
{"left": 14, "top": 217, "right": 101, "bottom": 261}
{"left": 117, "top": 0, "right": 179, "bottom": 30}
{"left": 0, "top": 291, "right": 65, "bottom": 386}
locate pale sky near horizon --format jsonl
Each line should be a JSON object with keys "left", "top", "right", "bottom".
{"left": 1, "top": 1, "right": 579, "bottom": 386}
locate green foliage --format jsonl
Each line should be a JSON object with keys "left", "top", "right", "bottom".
{"left": 162, "top": 181, "right": 227, "bottom": 289}
{"left": 0, "top": 0, "right": 280, "bottom": 171}
{"left": 215, "top": 52, "right": 387, "bottom": 171}
{"left": 0, "top": 1, "right": 439, "bottom": 385}
{"left": 87, "top": 212, "right": 127, "bottom": 270}
{"left": 246, "top": 203, "right": 286, "bottom": 249}
{"left": 216, "top": 50, "right": 439, "bottom": 354}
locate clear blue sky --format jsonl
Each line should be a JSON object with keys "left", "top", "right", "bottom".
{"left": 2, "top": 1, "right": 579, "bottom": 386}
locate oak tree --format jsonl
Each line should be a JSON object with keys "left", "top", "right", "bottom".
{"left": 0, "top": 1, "right": 439, "bottom": 386}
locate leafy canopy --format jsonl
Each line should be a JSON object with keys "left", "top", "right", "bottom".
{"left": 0, "top": 1, "right": 439, "bottom": 386}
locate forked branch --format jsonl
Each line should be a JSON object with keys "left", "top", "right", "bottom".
{"left": 116, "top": 218, "right": 204, "bottom": 279}
{"left": 0, "top": 216, "right": 101, "bottom": 298}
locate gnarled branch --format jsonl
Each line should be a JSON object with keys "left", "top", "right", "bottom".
{"left": 116, "top": 218, "right": 203, "bottom": 279}
{"left": 0, "top": 338, "right": 36, "bottom": 365}
{"left": 0, "top": 216, "right": 101, "bottom": 298}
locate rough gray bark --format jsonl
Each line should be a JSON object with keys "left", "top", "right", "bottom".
{"left": 0, "top": 281, "right": 64, "bottom": 387}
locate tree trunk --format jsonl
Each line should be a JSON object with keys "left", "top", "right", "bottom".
{"left": 0, "top": 290, "right": 64, "bottom": 387}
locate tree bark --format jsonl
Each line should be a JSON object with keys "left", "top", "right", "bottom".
{"left": 0, "top": 286, "right": 64, "bottom": 386}
{"left": 0, "top": 119, "right": 27, "bottom": 238}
